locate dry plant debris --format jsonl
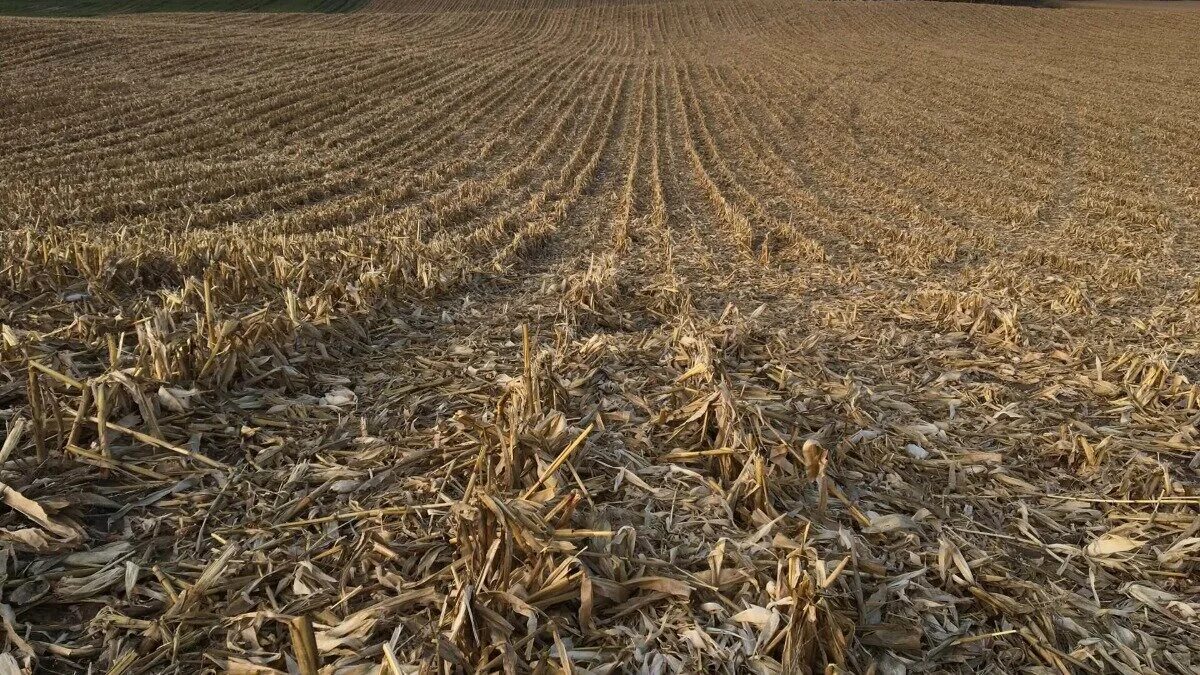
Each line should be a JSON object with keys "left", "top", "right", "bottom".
{"left": 1, "top": 0, "right": 1199, "bottom": 672}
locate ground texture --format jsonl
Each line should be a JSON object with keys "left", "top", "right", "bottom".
{"left": 1, "top": 0, "right": 1199, "bottom": 672}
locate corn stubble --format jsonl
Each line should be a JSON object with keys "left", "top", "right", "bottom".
{"left": 1, "top": 0, "right": 1199, "bottom": 672}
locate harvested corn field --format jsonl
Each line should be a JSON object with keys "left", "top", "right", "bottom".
{"left": 2, "top": 0, "right": 1200, "bottom": 672}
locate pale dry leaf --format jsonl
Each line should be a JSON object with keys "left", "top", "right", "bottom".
{"left": 626, "top": 576, "right": 692, "bottom": 599}
{"left": 0, "top": 482, "right": 79, "bottom": 540}
{"left": 1086, "top": 534, "right": 1143, "bottom": 557}
{"left": 864, "top": 514, "right": 917, "bottom": 534}
{"left": 730, "top": 605, "right": 774, "bottom": 628}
